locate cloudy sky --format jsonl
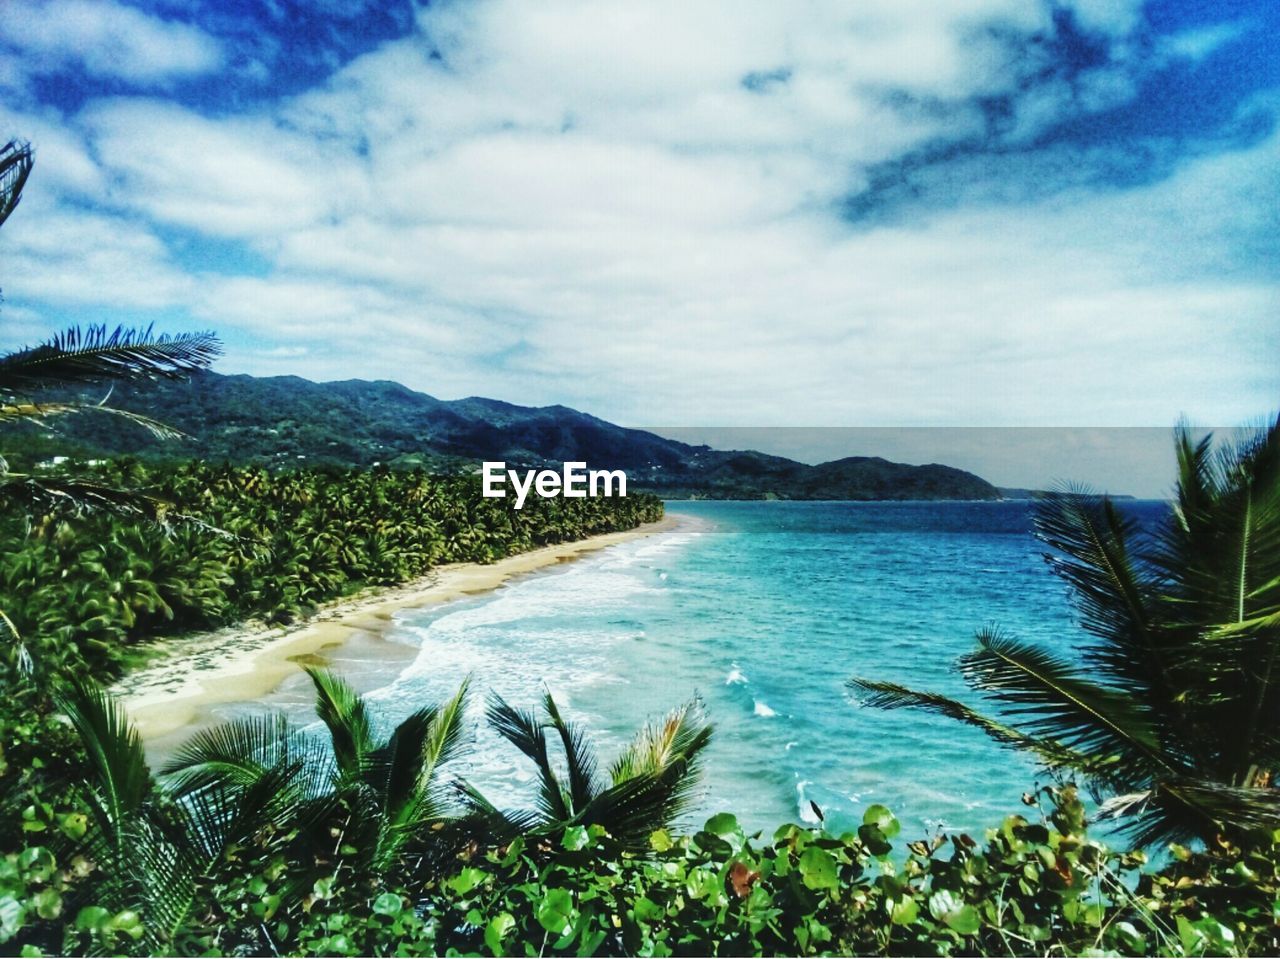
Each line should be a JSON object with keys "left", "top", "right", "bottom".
{"left": 0, "top": 0, "right": 1277, "bottom": 444}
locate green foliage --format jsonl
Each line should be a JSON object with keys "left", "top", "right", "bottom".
{"left": 7, "top": 674, "right": 1280, "bottom": 956}
{"left": 852, "top": 416, "right": 1280, "bottom": 845}
{"left": 422, "top": 786, "right": 1280, "bottom": 957}
{"left": 465, "top": 692, "right": 712, "bottom": 849}
{"left": 0, "top": 458, "right": 664, "bottom": 683}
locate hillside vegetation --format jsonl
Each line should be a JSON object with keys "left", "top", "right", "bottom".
{"left": 11, "top": 371, "right": 1003, "bottom": 501}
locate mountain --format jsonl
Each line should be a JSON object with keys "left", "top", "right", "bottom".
{"left": 12, "top": 371, "right": 1003, "bottom": 500}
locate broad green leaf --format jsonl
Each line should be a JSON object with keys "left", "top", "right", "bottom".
{"left": 485, "top": 912, "right": 515, "bottom": 955}
{"left": 536, "top": 888, "right": 576, "bottom": 936}
{"left": 862, "top": 804, "right": 900, "bottom": 839}
{"left": 798, "top": 847, "right": 838, "bottom": 891}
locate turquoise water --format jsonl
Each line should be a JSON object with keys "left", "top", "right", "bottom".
{"left": 269, "top": 500, "right": 1168, "bottom": 839}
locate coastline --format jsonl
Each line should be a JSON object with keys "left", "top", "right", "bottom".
{"left": 114, "top": 515, "right": 682, "bottom": 742}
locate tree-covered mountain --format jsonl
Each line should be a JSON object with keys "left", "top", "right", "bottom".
{"left": 10, "top": 371, "right": 1003, "bottom": 500}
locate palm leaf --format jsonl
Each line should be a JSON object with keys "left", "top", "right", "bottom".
{"left": 0, "top": 324, "right": 221, "bottom": 391}
{"left": 0, "top": 139, "right": 32, "bottom": 229}
{"left": 54, "top": 677, "right": 151, "bottom": 848}
{"left": 486, "top": 692, "right": 570, "bottom": 822}
{"left": 959, "top": 628, "right": 1175, "bottom": 777}
{"left": 0, "top": 473, "right": 171, "bottom": 522}
{"left": 1109, "top": 777, "right": 1280, "bottom": 848}
{"left": 543, "top": 690, "right": 601, "bottom": 814}
{"left": 306, "top": 667, "right": 374, "bottom": 780}
{"left": 847, "top": 677, "right": 1115, "bottom": 776}
{"left": 160, "top": 711, "right": 322, "bottom": 796}
{"left": 610, "top": 698, "right": 712, "bottom": 781}
{"left": 1033, "top": 488, "right": 1168, "bottom": 691}
{"left": 576, "top": 768, "right": 700, "bottom": 849}
{"left": 0, "top": 398, "right": 187, "bottom": 438}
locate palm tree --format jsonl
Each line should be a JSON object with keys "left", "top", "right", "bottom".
{"left": 0, "top": 323, "right": 222, "bottom": 520}
{"left": 461, "top": 690, "right": 713, "bottom": 848}
{"left": 0, "top": 134, "right": 220, "bottom": 660}
{"left": 162, "top": 667, "right": 473, "bottom": 886}
{"left": 49, "top": 669, "right": 472, "bottom": 951}
{"left": 850, "top": 416, "right": 1280, "bottom": 846}
{"left": 53, "top": 678, "right": 270, "bottom": 953}
{"left": 1, "top": 136, "right": 220, "bottom": 521}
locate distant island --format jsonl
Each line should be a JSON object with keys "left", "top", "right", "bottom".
{"left": 18, "top": 371, "right": 1007, "bottom": 501}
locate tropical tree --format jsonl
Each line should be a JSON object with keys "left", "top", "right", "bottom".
{"left": 850, "top": 416, "right": 1280, "bottom": 846}
{"left": 462, "top": 690, "right": 713, "bottom": 848}
{"left": 0, "top": 135, "right": 221, "bottom": 656}
{"left": 162, "top": 667, "right": 473, "bottom": 888}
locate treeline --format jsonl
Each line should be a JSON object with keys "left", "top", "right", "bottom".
{"left": 0, "top": 458, "right": 662, "bottom": 680}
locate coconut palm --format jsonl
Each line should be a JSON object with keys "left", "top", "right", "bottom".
{"left": 162, "top": 667, "right": 473, "bottom": 886}
{"left": 850, "top": 416, "right": 1280, "bottom": 846}
{"left": 49, "top": 668, "right": 473, "bottom": 951}
{"left": 0, "top": 137, "right": 220, "bottom": 666}
{"left": 462, "top": 690, "right": 713, "bottom": 848}
{"left": 0, "top": 136, "right": 221, "bottom": 522}
{"left": 52, "top": 677, "right": 295, "bottom": 953}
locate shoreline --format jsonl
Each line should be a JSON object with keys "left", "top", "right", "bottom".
{"left": 114, "top": 515, "right": 682, "bottom": 741}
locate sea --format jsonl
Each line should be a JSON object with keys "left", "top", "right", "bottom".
{"left": 254, "top": 500, "right": 1170, "bottom": 840}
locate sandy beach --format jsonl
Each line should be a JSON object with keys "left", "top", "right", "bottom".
{"left": 113, "top": 515, "right": 680, "bottom": 743}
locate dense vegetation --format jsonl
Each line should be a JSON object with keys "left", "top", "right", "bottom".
{"left": 0, "top": 458, "right": 663, "bottom": 682}
{"left": 5, "top": 678, "right": 1280, "bottom": 957}
{"left": 9, "top": 370, "right": 1003, "bottom": 500}
{"left": 853, "top": 415, "right": 1280, "bottom": 848}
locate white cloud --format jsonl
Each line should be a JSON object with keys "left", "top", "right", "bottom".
{"left": 2, "top": 0, "right": 1275, "bottom": 438}
{"left": 0, "top": 0, "right": 223, "bottom": 84}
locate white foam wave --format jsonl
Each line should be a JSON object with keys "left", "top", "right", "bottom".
{"left": 355, "top": 523, "right": 696, "bottom": 809}
{"left": 795, "top": 780, "right": 822, "bottom": 824}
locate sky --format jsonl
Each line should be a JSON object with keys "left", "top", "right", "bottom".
{"left": 0, "top": 0, "right": 1277, "bottom": 484}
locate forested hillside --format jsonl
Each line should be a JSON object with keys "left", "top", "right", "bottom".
{"left": 10, "top": 371, "right": 1003, "bottom": 500}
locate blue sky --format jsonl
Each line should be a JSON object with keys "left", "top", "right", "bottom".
{"left": 0, "top": 0, "right": 1277, "bottom": 451}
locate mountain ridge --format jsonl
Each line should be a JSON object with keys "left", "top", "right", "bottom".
{"left": 16, "top": 371, "right": 1004, "bottom": 501}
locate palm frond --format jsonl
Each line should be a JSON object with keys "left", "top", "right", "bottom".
{"left": 0, "top": 473, "right": 170, "bottom": 521}
{"left": 847, "top": 677, "right": 1113, "bottom": 776}
{"left": 960, "top": 628, "right": 1174, "bottom": 777}
{"left": 160, "top": 711, "right": 308, "bottom": 795}
{"left": 376, "top": 707, "right": 439, "bottom": 814}
{"left": 54, "top": 677, "right": 151, "bottom": 848}
{"left": 306, "top": 667, "right": 374, "bottom": 780}
{"left": 422, "top": 677, "right": 471, "bottom": 779}
{"left": 0, "top": 139, "right": 32, "bottom": 229}
{"left": 543, "top": 690, "right": 601, "bottom": 814}
{"left": 0, "top": 398, "right": 187, "bottom": 439}
{"left": 367, "top": 689, "right": 472, "bottom": 873}
{"left": 610, "top": 698, "right": 711, "bottom": 785}
{"left": 486, "top": 691, "right": 569, "bottom": 822}
{"left": 452, "top": 780, "right": 542, "bottom": 840}
{"left": 1033, "top": 488, "right": 1167, "bottom": 691}
{"left": 1111, "top": 777, "right": 1280, "bottom": 848}
{"left": 0, "top": 324, "right": 221, "bottom": 391}
{"left": 576, "top": 769, "right": 698, "bottom": 849}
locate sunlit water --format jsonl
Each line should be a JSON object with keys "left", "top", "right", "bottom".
{"left": 234, "top": 500, "right": 1168, "bottom": 839}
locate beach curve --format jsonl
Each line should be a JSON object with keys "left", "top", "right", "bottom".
{"left": 113, "top": 515, "right": 682, "bottom": 742}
